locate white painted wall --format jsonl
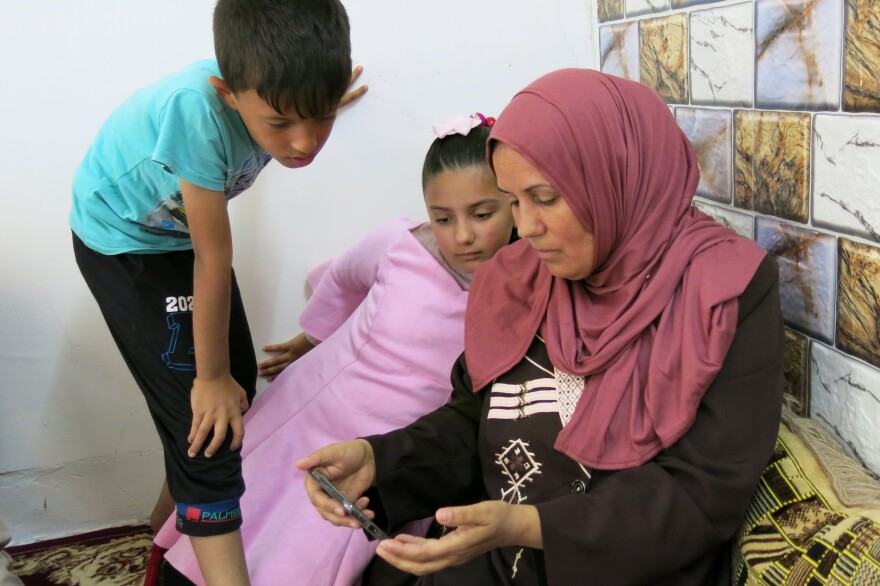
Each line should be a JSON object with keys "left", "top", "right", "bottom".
{"left": 0, "top": 1, "right": 595, "bottom": 544}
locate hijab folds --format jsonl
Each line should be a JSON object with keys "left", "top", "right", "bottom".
{"left": 465, "top": 69, "right": 766, "bottom": 469}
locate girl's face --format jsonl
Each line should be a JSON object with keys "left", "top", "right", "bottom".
{"left": 492, "top": 143, "right": 595, "bottom": 280}
{"left": 424, "top": 166, "right": 514, "bottom": 274}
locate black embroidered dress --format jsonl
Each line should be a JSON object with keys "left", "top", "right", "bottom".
{"left": 364, "top": 257, "right": 783, "bottom": 586}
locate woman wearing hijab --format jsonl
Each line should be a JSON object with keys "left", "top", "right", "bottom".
{"left": 298, "top": 69, "right": 784, "bottom": 586}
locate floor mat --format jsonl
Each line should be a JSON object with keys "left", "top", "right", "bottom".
{"left": 8, "top": 525, "right": 152, "bottom": 586}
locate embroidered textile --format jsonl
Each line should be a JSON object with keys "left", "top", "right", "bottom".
{"left": 733, "top": 438, "right": 880, "bottom": 585}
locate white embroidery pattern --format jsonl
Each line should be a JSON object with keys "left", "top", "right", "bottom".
{"left": 487, "top": 379, "right": 557, "bottom": 420}
{"left": 495, "top": 439, "right": 542, "bottom": 505}
{"left": 496, "top": 438, "right": 542, "bottom": 580}
{"left": 554, "top": 368, "right": 584, "bottom": 427}
{"left": 511, "top": 549, "right": 524, "bottom": 579}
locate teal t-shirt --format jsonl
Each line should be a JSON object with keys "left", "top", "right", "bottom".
{"left": 70, "top": 60, "right": 273, "bottom": 254}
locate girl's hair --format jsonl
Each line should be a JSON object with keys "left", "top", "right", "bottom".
{"left": 421, "top": 125, "right": 493, "bottom": 191}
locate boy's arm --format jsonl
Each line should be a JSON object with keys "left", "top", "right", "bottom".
{"left": 179, "top": 178, "right": 248, "bottom": 459}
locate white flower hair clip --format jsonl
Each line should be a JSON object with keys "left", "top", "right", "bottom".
{"left": 431, "top": 112, "right": 496, "bottom": 139}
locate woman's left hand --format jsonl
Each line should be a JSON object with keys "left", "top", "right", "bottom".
{"left": 375, "top": 501, "right": 542, "bottom": 576}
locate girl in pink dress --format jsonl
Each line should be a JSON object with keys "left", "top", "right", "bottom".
{"left": 156, "top": 114, "right": 515, "bottom": 586}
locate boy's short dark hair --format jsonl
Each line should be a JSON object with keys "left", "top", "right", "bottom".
{"left": 214, "top": 0, "right": 352, "bottom": 119}
{"left": 421, "top": 126, "right": 493, "bottom": 191}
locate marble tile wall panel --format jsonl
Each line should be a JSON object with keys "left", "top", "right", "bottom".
{"left": 694, "top": 202, "right": 754, "bottom": 239}
{"left": 689, "top": 3, "right": 754, "bottom": 107}
{"left": 626, "top": 0, "right": 670, "bottom": 18}
{"left": 756, "top": 217, "right": 836, "bottom": 343}
{"left": 600, "top": 0, "right": 880, "bottom": 483}
{"left": 598, "top": 0, "right": 625, "bottom": 22}
{"left": 810, "top": 343, "right": 880, "bottom": 476}
{"left": 600, "top": 23, "right": 640, "bottom": 81}
{"left": 837, "top": 238, "right": 880, "bottom": 368}
{"left": 734, "top": 110, "right": 811, "bottom": 223}
{"left": 676, "top": 108, "right": 733, "bottom": 203}
{"left": 672, "top": 0, "right": 716, "bottom": 7}
{"left": 784, "top": 328, "right": 811, "bottom": 416}
{"left": 812, "top": 114, "right": 880, "bottom": 243}
{"left": 755, "top": 0, "right": 844, "bottom": 111}
{"left": 844, "top": 0, "right": 880, "bottom": 112}
{"left": 640, "top": 14, "right": 688, "bottom": 103}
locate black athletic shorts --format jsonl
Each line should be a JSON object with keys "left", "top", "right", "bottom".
{"left": 72, "top": 232, "right": 257, "bottom": 537}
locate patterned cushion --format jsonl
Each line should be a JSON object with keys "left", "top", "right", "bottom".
{"left": 733, "top": 424, "right": 880, "bottom": 585}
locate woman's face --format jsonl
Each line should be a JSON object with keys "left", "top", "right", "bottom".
{"left": 424, "top": 166, "right": 514, "bottom": 274}
{"left": 492, "top": 143, "right": 595, "bottom": 280}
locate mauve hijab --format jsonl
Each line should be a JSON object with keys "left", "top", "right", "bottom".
{"left": 465, "top": 69, "right": 766, "bottom": 469}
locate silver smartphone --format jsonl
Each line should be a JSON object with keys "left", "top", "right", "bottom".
{"left": 308, "top": 468, "right": 389, "bottom": 541}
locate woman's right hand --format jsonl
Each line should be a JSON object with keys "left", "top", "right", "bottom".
{"left": 258, "top": 332, "right": 317, "bottom": 381}
{"left": 295, "top": 439, "right": 377, "bottom": 529}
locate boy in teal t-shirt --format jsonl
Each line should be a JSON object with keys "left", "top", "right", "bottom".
{"left": 70, "top": 0, "right": 365, "bottom": 583}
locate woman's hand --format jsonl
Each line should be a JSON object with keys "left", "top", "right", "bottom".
{"left": 258, "top": 332, "right": 317, "bottom": 381}
{"left": 375, "top": 502, "right": 542, "bottom": 576}
{"left": 295, "top": 439, "right": 377, "bottom": 529}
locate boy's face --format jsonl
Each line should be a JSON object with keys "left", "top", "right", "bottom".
{"left": 211, "top": 77, "right": 337, "bottom": 168}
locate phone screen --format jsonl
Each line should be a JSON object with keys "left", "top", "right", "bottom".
{"left": 308, "top": 468, "right": 389, "bottom": 541}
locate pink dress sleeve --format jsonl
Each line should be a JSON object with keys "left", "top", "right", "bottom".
{"left": 299, "top": 216, "right": 418, "bottom": 341}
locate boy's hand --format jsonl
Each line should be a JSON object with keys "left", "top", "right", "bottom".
{"left": 258, "top": 332, "right": 317, "bottom": 381}
{"left": 188, "top": 375, "right": 249, "bottom": 458}
{"left": 339, "top": 65, "right": 368, "bottom": 109}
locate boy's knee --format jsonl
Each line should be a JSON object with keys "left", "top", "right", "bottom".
{"left": 174, "top": 497, "right": 243, "bottom": 537}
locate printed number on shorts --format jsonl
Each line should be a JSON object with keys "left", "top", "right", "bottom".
{"left": 166, "top": 296, "right": 194, "bottom": 312}
{"left": 163, "top": 296, "right": 195, "bottom": 371}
